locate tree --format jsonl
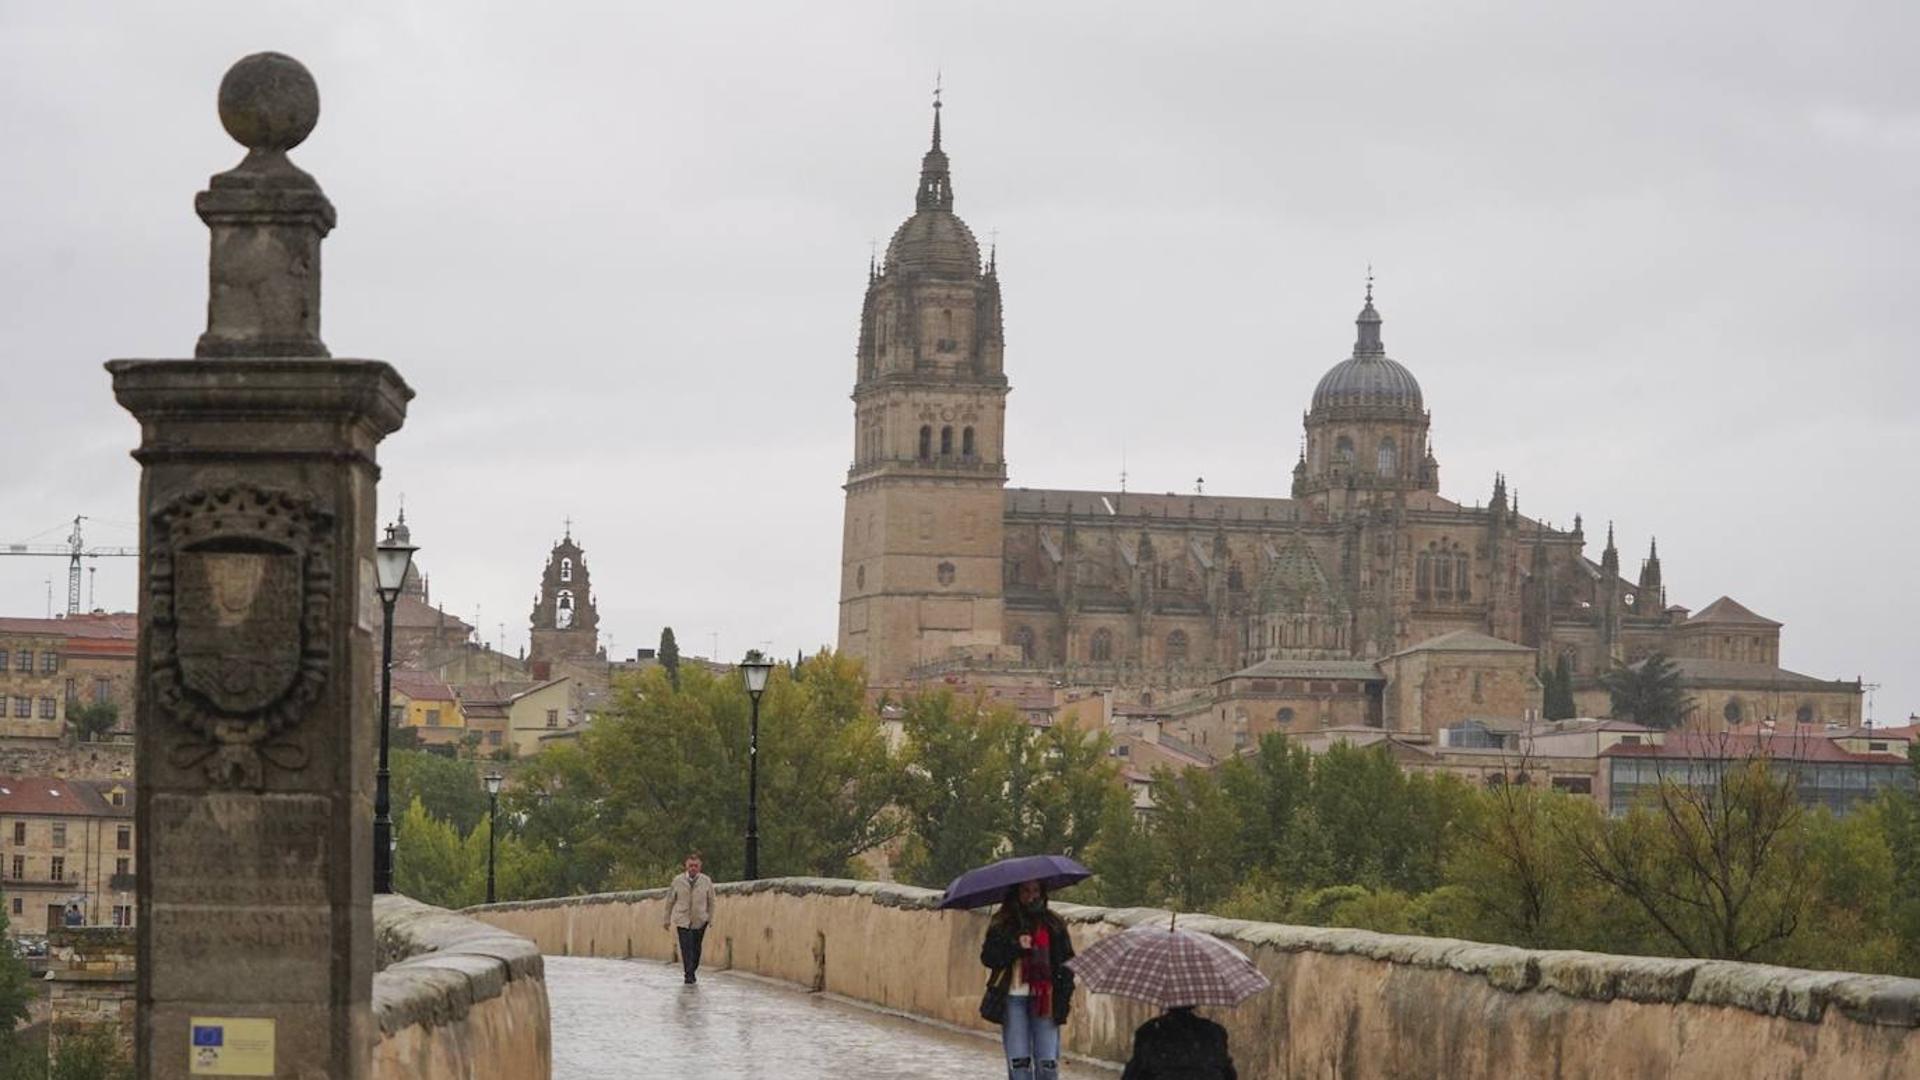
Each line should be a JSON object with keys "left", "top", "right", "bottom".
{"left": 0, "top": 887, "right": 36, "bottom": 1068}
{"left": 390, "top": 750, "right": 489, "bottom": 834}
{"left": 1147, "top": 766, "right": 1243, "bottom": 911}
{"left": 1084, "top": 796, "right": 1161, "bottom": 907}
{"left": 67, "top": 701, "right": 118, "bottom": 743}
{"left": 1447, "top": 764, "right": 1597, "bottom": 947}
{"left": 1602, "top": 652, "right": 1693, "bottom": 730}
{"left": 393, "top": 797, "right": 470, "bottom": 907}
{"left": 1542, "top": 654, "right": 1577, "bottom": 721}
{"left": 1564, "top": 746, "right": 1807, "bottom": 961}
{"left": 1005, "top": 720, "right": 1126, "bottom": 861}
{"left": 658, "top": 627, "right": 680, "bottom": 689}
{"left": 895, "top": 692, "right": 1020, "bottom": 889}
{"left": 50, "top": 1027, "right": 134, "bottom": 1080}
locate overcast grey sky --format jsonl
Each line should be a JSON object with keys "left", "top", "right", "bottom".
{"left": 1, "top": 1, "right": 1914, "bottom": 719}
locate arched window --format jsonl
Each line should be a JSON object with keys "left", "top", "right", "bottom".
{"left": 1795, "top": 703, "right": 1814, "bottom": 724}
{"left": 962, "top": 427, "right": 975, "bottom": 458}
{"left": 1227, "top": 565, "right": 1244, "bottom": 592}
{"left": 1335, "top": 435, "right": 1354, "bottom": 468}
{"left": 1723, "top": 699, "right": 1742, "bottom": 724}
{"left": 918, "top": 426, "right": 932, "bottom": 460}
{"left": 940, "top": 426, "right": 953, "bottom": 456}
{"left": 1166, "top": 630, "right": 1190, "bottom": 663}
{"left": 1415, "top": 552, "right": 1432, "bottom": 601}
{"left": 1090, "top": 629, "right": 1114, "bottom": 663}
{"left": 1454, "top": 554, "right": 1471, "bottom": 601}
{"left": 1011, "top": 625, "right": 1035, "bottom": 663}
{"left": 556, "top": 589, "right": 574, "bottom": 630}
{"left": 1377, "top": 437, "right": 1397, "bottom": 476}
{"left": 560, "top": 557, "right": 573, "bottom": 583}
{"left": 1434, "top": 551, "right": 1453, "bottom": 600}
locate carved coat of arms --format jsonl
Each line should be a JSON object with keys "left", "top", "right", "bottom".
{"left": 149, "top": 484, "right": 333, "bottom": 787}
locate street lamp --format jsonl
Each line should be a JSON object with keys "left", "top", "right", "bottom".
{"left": 484, "top": 772, "right": 504, "bottom": 904}
{"left": 739, "top": 651, "right": 773, "bottom": 880}
{"left": 372, "top": 522, "right": 417, "bottom": 895}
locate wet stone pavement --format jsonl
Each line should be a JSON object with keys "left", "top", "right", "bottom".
{"left": 547, "top": 955, "right": 1105, "bottom": 1079}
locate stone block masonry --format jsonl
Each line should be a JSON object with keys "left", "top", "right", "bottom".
{"left": 473, "top": 877, "right": 1920, "bottom": 1079}
{"left": 46, "top": 926, "right": 136, "bottom": 1063}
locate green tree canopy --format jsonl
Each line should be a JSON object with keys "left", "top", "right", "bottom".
{"left": 67, "top": 701, "right": 118, "bottom": 743}
{"left": 1602, "top": 652, "right": 1693, "bottom": 729}
{"left": 658, "top": 627, "right": 680, "bottom": 689}
{"left": 895, "top": 691, "right": 1021, "bottom": 889}
{"left": 390, "top": 749, "right": 489, "bottom": 834}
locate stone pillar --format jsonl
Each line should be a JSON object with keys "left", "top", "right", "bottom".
{"left": 109, "top": 53, "right": 411, "bottom": 1080}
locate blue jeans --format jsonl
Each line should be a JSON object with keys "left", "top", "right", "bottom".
{"left": 1001, "top": 998, "right": 1059, "bottom": 1080}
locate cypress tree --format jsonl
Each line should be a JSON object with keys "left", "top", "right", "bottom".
{"left": 658, "top": 627, "right": 680, "bottom": 689}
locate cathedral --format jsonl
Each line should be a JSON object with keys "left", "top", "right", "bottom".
{"left": 836, "top": 102, "right": 1862, "bottom": 733}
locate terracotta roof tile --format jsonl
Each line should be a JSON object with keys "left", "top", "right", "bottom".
{"left": 0, "top": 777, "right": 124, "bottom": 817}
{"left": 1683, "top": 596, "right": 1781, "bottom": 628}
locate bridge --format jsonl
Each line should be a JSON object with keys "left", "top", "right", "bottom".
{"left": 369, "top": 879, "right": 1920, "bottom": 1079}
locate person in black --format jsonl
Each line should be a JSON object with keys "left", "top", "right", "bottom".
{"left": 1121, "top": 1005, "right": 1237, "bottom": 1080}
{"left": 980, "top": 881, "right": 1076, "bottom": 1080}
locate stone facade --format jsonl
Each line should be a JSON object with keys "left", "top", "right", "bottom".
{"left": 528, "top": 527, "right": 601, "bottom": 667}
{"left": 0, "top": 776, "right": 135, "bottom": 934}
{"left": 836, "top": 111, "right": 1864, "bottom": 730}
{"left": 0, "top": 615, "right": 137, "bottom": 742}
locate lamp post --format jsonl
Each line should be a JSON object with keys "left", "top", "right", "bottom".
{"left": 739, "top": 651, "right": 773, "bottom": 880}
{"left": 372, "top": 523, "right": 418, "bottom": 894}
{"left": 484, "top": 772, "right": 504, "bottom": 904}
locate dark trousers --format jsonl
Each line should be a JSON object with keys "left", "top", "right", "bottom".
{"left": 677, "top": 925, "right": 707, "bottom": 981}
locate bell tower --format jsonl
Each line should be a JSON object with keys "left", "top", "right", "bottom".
{"left": 838, "top": 93, "right": 1010, "bottom": 688}
{"left": 529, "top": 521, "right": 601, "bottom": 664}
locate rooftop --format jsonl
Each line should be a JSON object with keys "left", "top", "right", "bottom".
{"left": 1220, "top": 658, "right": 1385, "bottom": 683}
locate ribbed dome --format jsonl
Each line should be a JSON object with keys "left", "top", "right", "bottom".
{"left": 886, "top": 210, "right": 981, "bottom": 277}
{"left": 1310, "top": 294, "right": 1423, "bottom": 411}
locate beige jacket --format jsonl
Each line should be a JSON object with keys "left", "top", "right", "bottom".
{"left": 664, "top": 872, "right": 714, "bottom": 930}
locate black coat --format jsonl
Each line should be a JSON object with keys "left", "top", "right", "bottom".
{"left": 980, "top": 914, "right": 1076, "bottom": 1026}
{"left": 1120, "top": 1007, "right": 1237, "bottom": 1080}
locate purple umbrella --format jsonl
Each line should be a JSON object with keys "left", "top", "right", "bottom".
{"left": 938, "top": 854, "right": 1092, "bottom": 910}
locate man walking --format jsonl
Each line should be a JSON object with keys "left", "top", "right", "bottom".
{"left": 664, "top": 851, "right": 715, "bottom": 984}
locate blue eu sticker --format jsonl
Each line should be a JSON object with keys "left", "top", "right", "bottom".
{"left": 192, "top": 1025, "right": 223, "bottom": 1047}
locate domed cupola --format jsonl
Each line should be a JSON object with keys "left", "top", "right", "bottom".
{"left": 1297, "top": 276, "right": 1437, "bottom": 504}
{"left": 883, "top": 97, "right": 982, "bottom": 278}
{"left": 1310, "top": 284, "right": 1423, "bottom": 414}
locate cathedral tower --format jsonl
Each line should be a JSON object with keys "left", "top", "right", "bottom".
{"left": 529, "top": 523, "right": 601, "bottom": 664}
{"left": 838, "top": 96, "right": 1010, "bottom": 687}
{"left": 1297, "top": 281, "right": 1437, "bottom": 508}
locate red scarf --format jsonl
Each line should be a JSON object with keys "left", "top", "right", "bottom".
{"left": 1023, "top": 922, "right": 1053, "bottom": 1017}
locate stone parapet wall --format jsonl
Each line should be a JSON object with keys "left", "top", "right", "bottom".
{"left": 472, "top": 878, "right": 1920, "bottom": 1079}
{"left": 46, "top": 925, "right": 135, "bottom": 1061}
{"left": 373, "top": 894, "right": 551, "bottom": 1080}
{"left": 0, "top": 737, "right": 134, "bottom": 778}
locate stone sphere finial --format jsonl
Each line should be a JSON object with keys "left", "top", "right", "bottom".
{"left": 217, "top": 52, "right": 319, "bottom": 153}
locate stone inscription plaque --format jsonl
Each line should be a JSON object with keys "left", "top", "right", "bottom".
{"left": 150, "top": 792, "right": 330, "bottom": 906}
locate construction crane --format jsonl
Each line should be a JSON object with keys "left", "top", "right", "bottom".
{"left": 2, "top": 517, "right": 139, "bottom": 616}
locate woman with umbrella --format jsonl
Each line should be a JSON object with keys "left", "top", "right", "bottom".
{"left": 941, "top": 855, "right": 1090, "bottom": 1080}
{"left": 1067, "top": 917, "right": 1268, "bottom": 1080}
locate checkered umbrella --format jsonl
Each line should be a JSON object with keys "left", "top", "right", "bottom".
{"left": 1065, "top": 924, "right": 1271, "bottom": 1008}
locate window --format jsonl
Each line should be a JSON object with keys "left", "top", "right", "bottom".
{"left": 107, "top": 788, "right": 124, "bottom": 808}
{"left": 1090, "top": 629, "right": 1114, "bottom": 663}
{"left": 1454, "top": 555, "right": 1471, "bottom": 601}
{"left": 1415, "top": 552, "right": 1431, "bottom": 601}
{"left": 116, "top": 826, "right": 130, "bottom": 851}
{"left": 1795, "top": 704, "right": 1814, "bottom": 724}
{"left": 11, "top": 823, "right": 22, "bottom": 845}
{"left": 488, "top": 730, "right": 503, "bottom": 746}
{"left": 7, "top": 856, "right": 20, "bottom": 880}
{"left": 936, "top": 562, "right": 955, "bottom": 586}
{"left": 940, "top": 426, "right": 953, "bottom": 456}
{"left": 918, "top": 426, "right": 932, "bottom": 460}
{"left": 14, "top": 697, "right": 28, "bottom": 719}
{"left": 1165, "top": 630, "right": 1189, "bottom": 663}
{"left": 855, "top": 566, "right": 866, "bottom": 590}
{"left": 1277, "top": 706, "right": 1295, "bottom": 725}
{"left": 1377, "top": 437, "right": 1397, "bottom": 476}
{"left": 64, "top": 678, "right": 76, "bottom": 703}
{"left": 546, "top": 709, "right": 559, "bottom": 729}
{"left": 38, "top": 697, "right": 55, "bottom": 720}
{"left": 1011, "top": 626, "right": 1035, "bottom": 663}
{"left": 1723, "top": 700, "right": 1742, "bottom": 723}
{"left": 13, "top": 651, "right": 29, "bottom": 673}
{"left": 1551, "top": 776, "right": 1593, "bottom": 795}
{"left": 116, "top": 857, "right": 130, "bottom": 877}
{"left": 426, "top": 709, "right": 442, "bottom": 727}
{"left": 112, "top": 905, "right": 131, "bottom": 927}
{"left": 1618, "top": 734, "right": 1641, "bottom": 746}
{"left": 50, "top": 823, "right": 65, "bottom": 849}
{"left": 50, "top": 856, "right": 64, "bottom": 882}
{"left": 41, "top": 652, "right": 56, "bottom": 674}
{"left": 962, "top": 426, "right": 976, "bottom": 457}
{"left": 560, "top": 558, "right": 573, "bottom": 583}
{"left": 0, "top": 650, "right": 7, "bottom": 670}
{"left": 1471, "top": 672, "right": 1484, "bottom": 704}
{"left": 1870, "top": 741, "right": 1888, "bottom": 753}
{"left": 555, "top": 589, "right": 574, "bottom": 630}
{"left": 1334, "top": 436, "right": 1354, "bottom": 468}
{"left": 93, "top": 678, "right": 111, "bottom": 704}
